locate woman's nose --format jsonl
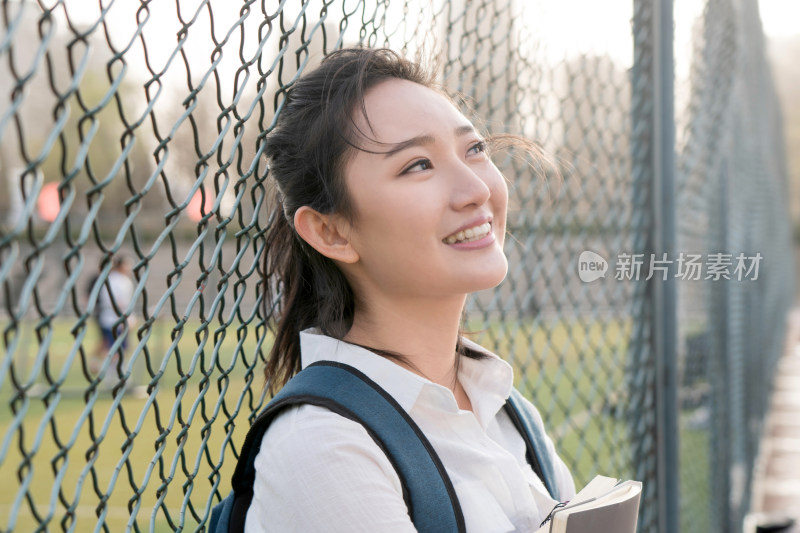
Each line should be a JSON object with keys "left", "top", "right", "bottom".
{"left": 449, "top": 162, "right": 492, "bottom": 210}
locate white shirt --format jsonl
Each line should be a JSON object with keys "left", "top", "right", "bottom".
{"left": 97, "top": 270, "right": 134, "bottom": 329}
{"left": 245, "top": 329, "right": 575, "bottom": 532}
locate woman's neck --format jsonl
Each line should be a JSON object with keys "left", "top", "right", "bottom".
{"left": 344, "top": 294, "right": 466, "bottom": 390}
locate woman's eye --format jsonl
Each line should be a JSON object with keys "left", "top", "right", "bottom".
{"left": 467, "top": 141, "right": 487, "bottom": 156}
{"left": 401, "top": 159, "right": 433, "bottom": 174}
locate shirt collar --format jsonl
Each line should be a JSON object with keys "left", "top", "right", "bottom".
{"left": 300, "top": 329, "right": 428, "bottom": 412}
{"left": 299, "top": 329, "right": 514, "bottom": 427}
{"left": 458, "top": 337, "right": 514, "bottom": 428}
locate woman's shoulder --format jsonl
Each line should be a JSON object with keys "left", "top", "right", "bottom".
{"left": 260, "top": 403, "right": 371, "bottom": 450}
{"left": 247, "top": 404, "right": 412, "bottom": 532}
{"left": 254, "top": 403, "right": 401, "bottom": 480}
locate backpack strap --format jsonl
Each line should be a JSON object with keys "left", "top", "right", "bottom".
{"left": 503, "top": 388, "right": 561, "bottom": 501}
{"left": 227, "top": 360, "right": 466, "bottom": 533}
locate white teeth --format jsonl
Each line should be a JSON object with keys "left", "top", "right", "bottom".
{"left": 444, "top": 222, "right": 492, "bottom": 244}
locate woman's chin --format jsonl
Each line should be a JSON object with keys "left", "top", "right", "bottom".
{"left": 463, "top": 259, "right": 509, "bottom": 293}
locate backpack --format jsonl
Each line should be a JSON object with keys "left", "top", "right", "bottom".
{"left": 208, "top": 360, "right": 560, "bottom": 533}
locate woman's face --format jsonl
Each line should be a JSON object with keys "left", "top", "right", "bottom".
{"left": 338, "top": 78, "right": 508, "bottom": 302}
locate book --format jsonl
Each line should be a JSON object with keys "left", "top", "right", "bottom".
{"left": 534, "top": 475, "right": 642, "bottom": 533}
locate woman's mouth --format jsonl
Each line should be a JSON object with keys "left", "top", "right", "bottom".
{"left": 443, "top": 222, "right": 492, "bottom": 244}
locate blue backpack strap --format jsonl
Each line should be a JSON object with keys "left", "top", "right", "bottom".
{"left": 227, "top": 360, "right": 465, "bottom": 533}
{"left": 504, "top": 388, "right": 561, "bottom": 501}
{"left": 208, "top": 491, "right": 234, "bottom": 533}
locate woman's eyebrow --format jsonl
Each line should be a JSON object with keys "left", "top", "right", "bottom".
{"left": 454, "top": 124, "right": 476, "bottom": 136}
{"left": 382, "top": 125, "right": 478, "bottom": 158}
{"left": 383, "top": 134, "right": 435, "bottom": 158}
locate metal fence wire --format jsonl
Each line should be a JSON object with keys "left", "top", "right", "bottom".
{"left": 0, "top": 0, "right": 794, "bottom": 532}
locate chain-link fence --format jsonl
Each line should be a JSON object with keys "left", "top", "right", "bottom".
{"left": 673, "top": 0, "right": 796, "bottom": 530}
{"left": 0, "top": 0, "right": 794, "bottom": 532}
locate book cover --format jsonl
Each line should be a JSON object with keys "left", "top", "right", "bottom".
{"left": 535, "top": 475, "right": 642, "bottom": 533}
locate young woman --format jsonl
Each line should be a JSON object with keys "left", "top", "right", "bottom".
{"left": 246, "top": 47, "right": 575, "bottom": 532}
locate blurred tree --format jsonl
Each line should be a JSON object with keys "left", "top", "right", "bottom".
{"left": 0, "top": 1, "right": 155, "bottom": 239}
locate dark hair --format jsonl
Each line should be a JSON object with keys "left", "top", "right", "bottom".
{"left": 112, "top": 254, "right": 130, "bottom": 270}
{"left": 261, "top": 48, "right": 439, "bottom": 391}
{"left": 261, "top": 47, "right": 538, "bottom": 392}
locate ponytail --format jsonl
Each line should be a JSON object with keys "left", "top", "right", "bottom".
{"left": 259, "top": 48, "right": 435, "bottom": 391}
{"left": 262, "top": 188, "right": 354, "bottom": 393}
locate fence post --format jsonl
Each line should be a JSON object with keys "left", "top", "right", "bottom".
{"left": 653, "top": 0, "right": 678, "bottom": 531}
{"left": 633, "top": 0, "right": 679, "bottom": 530}
{"left": 715, "top": 159, "right": 732, "bottom": 532}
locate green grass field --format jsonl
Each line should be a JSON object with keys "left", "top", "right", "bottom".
{"left": 1, "top": 316, "right": 712, "bottom": 531}
{"left": 1, "top": 318, "right": 266, "bottom": 532}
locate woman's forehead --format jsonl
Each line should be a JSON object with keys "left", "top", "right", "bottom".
{"left": 354, "top": 78, "right": 474, "bottom": 144}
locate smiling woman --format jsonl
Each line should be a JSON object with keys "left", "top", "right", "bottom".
{"left": 309, "top": 79, "right": 510, "bottom": 354}
{"left": 237, "top": 48, "right": 576, "bottom": 532}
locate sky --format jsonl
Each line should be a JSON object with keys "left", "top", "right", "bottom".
{"left": 759, "top": 0, "right": 800, "bottom": 37}
{"left": 45, "top": 0, "right": 798, "bottom": 91}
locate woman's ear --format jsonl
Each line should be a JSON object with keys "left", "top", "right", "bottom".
{"left": 293, "top": 206, "right": 359, "bottom": 264}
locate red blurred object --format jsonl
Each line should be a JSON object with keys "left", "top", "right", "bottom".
{"left": 37, "top": 182, "right": 60, "bottom": 222}
{"left": 187, "top": 189, "right": 214, "bottom": 222}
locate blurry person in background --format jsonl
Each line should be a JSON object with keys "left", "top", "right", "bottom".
{"left": 90, "top": 254, "right": 135, "bottom": 388}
